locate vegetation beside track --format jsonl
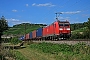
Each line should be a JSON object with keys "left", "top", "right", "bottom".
{"left": 12, "top": 42, "right": 90, "bottom": 60}
{"left": 13, "top": 50, "right": 28, "bottom": 60}
{"left": 29, "top": 42, "right": 90, "bottom": 54}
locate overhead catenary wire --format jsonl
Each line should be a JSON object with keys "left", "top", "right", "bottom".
{"left": 41, "top": 0, "right": 82, "bottom": 23}
{"left": 40, "top": 0, "right": 71, "bottom": 24}
{"left": 57, "top": 0, "right": 81, "bottom": 18}
{"left": 36, "top": 0, "right": 89, "bottom": 25}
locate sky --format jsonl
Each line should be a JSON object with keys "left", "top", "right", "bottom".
{"left": 0, "top": 0, "right": 90, "bottom": 27}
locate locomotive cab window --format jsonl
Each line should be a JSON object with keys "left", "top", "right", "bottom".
{"left": 64, "top": 23, "right": 69, "bottom": 26}
{"left": 59, "top": 22, "right": 69, "bottom": 27}
{"left": 59, "top": 24, "right": 63, "bottom": 26}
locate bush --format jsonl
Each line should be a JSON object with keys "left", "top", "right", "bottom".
{"left": 70, "top": 32, "right": 84, "bottom": 39}
{"left": 29, "top": 42, "right": 90, "bottom": 55}
{"left": 0, "top": 55, "right": 6, "bottom": 60}
{"left": 83, "top": 30, "right": 90, "bottom": 39}
{"left": 10, "top": 37, "right": 22, "bottom": 45}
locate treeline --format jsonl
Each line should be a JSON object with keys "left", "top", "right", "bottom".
{"left": 13, "top": 23, "right": 47, "bottom": 27}
{"left": 70, "top": 22, "right": 87, "bottom": 31}
{"left": 70, "top": 18, "right": 90, "bottom": 39}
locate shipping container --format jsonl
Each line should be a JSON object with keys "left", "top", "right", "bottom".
{"left": 42, "top": 28, "right": 45, "bottom": 37}
{"left": 36, "top": 28, "right": 43, "bottom": 37}
{"left": 25, "top": 33, "right": 30, "bottom": 40}
{"left": 32, "top": 30, "right": 36, "bottom": 38}
{"left": 30, "top": 32, "right": 32, "bottom": 39}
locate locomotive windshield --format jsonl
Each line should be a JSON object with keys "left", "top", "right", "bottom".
{"left": 59, "top": 22, "right": 69, "bottom": 27}
{"left": 64, "top": 23, "right": 69, "bottom": 26}
{"left": 59, "top": 24, "right": 63, "bottom": 26}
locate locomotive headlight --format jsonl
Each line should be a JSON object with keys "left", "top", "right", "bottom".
{"left": 67, "top": 28, "right": 70, "bottom": 30}
{"left": 59, "top": 28, "right": 63, "bottom": 30}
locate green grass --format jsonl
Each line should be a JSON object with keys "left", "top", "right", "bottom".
{"left": 17, "top": 47, "right": 56, "bottom": 60}
{"left": 12, "top": 42, "right": 90, "bottom": 60}
{"left": 2, "top": 42, "right": 90, "bottom": 60}
{"left": 28, "top": 42, "right": 90, "bottom": 60}
{"left": 14, "top": 51, "right": 28, "bottom": 60}
{"left": 29, "top": 42, "right": 90, "bottom": 54}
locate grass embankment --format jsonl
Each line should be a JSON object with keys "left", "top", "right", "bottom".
{"left": 17, "top": 47, "right": 55, "bottom": 60}
{"left": 14, "top": 42, "right": 90, "bottom": 60}
{"left": 14, "top": 51, "right": 28, "bottom": 60}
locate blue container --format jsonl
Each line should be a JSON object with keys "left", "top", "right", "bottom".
{"left": 30, "top": 32, "right": 32, "bottom": 39}
{"left": 19, "top": 36, "right": 24, "bottom": 40}
{"left": 36, "top": 28, "right": 43, "bottom": 37}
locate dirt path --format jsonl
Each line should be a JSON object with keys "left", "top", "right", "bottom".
{"left": 17, "top": 46, "right": 55, "bottom": 60}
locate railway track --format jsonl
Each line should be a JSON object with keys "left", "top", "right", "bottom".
{"left": 32, "top": 39, "right": 90, "bottom": 45}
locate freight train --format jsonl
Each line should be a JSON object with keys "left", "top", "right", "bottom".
{"left": 19, "top": 20, "right": 71, "bottom": 40}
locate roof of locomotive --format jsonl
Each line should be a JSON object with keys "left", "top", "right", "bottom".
{"left": 43, "top": 20, "right": 70, "bottom": 28}
{"left": 57, "top": 20, "right": 70, "bottom": 23}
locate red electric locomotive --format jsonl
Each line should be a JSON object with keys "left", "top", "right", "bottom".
{"left": 54, "top": 20, "right": 71, "bottom": 39}
{"left": 42, "top": 13, "right": 71, "bottom": 40}
{"left": 42, "top": 20, "right": 71, "bottom": 40}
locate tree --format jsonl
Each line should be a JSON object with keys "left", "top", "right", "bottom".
{"left": 84, "top": 18, "right": 90, "bottom": 39}
{"left": 0, "top": 16, "right": 8, "bottom": 44}
{"left": 88, "top": 18, "right": 90, "bottom": 38}
{"left": 87, "top": 18, "right": 90, "bottom": 30}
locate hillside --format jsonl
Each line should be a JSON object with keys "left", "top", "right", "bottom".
{"left": 4, "top": 23, "right": 47, "bottom": 36}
